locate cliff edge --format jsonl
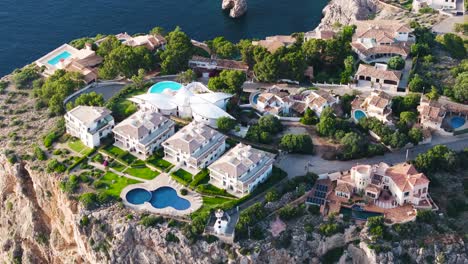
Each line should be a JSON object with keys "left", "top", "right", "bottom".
{"left": 317, "top": 0, "right": 379, "bottom": 29}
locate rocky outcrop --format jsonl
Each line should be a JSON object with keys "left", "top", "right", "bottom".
{"left": 222, "top": 0, "right": 247, "bottom": 18}
{"left": 317, "top": 0, "right": 379, "bottom": 30}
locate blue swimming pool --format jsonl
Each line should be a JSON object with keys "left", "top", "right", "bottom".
{"left": 450, "top": 116, "right": 465, "bottom": 129}
{"left": 252, "top": 93, "right": 259, "bottom": 104}
{"left": 340, "top": 206, "right": 382, "bottom": 220}
{"left": 126, "top": 186, "right": 191, "bottom": 210}
{"left": 354, "top": 110, "right": 367, "bottom": 121}
{"left": 148, "top": 81, "right": 183, "bottom": 94}
{"left": 47, "top": 51, "right": 72, "bottom": 66}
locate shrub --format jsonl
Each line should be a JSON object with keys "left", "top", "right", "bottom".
{"left": 165, "top": 232, "right": 180, "bottom": 243}
{"left": 279, "top": 134, "right": 314, "bottom": 154}
{"left": 278, "top": 204, "right": 304, "bottom": 221}
{"left": 80, "top": 215, "right": 90, "bottom": 227}
{"left": 33, "top": 145, "right": 47, "bottom": 161}
{"left": 180, "top": 188, "right": 188, "bottom": 196}
{"left": 46, "top": 159, "right": 66, "bottom": 173}
{"left": 79, "top": 193, "right": 98, "bottom": 210}
{"left": 216, "top": 117, "right": 237, "bottom": 132}
{"left": 387, "top": 56, "right": 405, "bottom": 70}
{"left": 318, "top": 222, "right": 342, "bottom": 236}
{"left": 92, "top": 153, "right": 104, "bottom": 163}
{"left": 140, "top": 215, "right": 164, "bottom": 227}
{"left": 265, "top": 189, "right": 280, "bottom": 202}
{"left": 13, "top": 66, "right": 40, "bottom": 89}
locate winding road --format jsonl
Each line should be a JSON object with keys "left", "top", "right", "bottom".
{"left": 276, "top": 133, "right": 468, "bottom": 178}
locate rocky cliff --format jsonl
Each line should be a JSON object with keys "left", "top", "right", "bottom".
{"left": 222, "top": 0, "right": 247, "bottom": 18}
{"left": 317, "top": 0, "right": 379, "bottom": 30}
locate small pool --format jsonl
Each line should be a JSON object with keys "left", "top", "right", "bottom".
{"left": 252, "top": 93, "right": 259, "bottom": 104}
{"left": 354, "top": 110, "right": 367, "bottom": 121}
{"left": 450, "top": 116, "right": 465, "bottom": 129}
{"left": 126, "top": 186, "right": 191, "bottom": 210}
{"left": 48, "top": 51, "right": 72, "bottom": 66}
{"left": 340, "top": 206, "right": 382, "bottom": 220}
{"left": 149, "top": 81, "right": 182, "bottom": 94}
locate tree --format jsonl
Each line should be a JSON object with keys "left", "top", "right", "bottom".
{"left": 399, "top": 111, "right": 417, "bottom": 125}
{"left": 96, "top": 35, "right": 121, "bottom": 58}
{"left": 72, "top": 92, "right": 105, "bottom": 108}
{"left": 207, "top": 70, "right": 246, "bottom": 94}
{"left": 391, "top": 94, "right": 420, "bottom": 116}
{"left": 426, "top": 86, "right": 440, "bottom": 101}
{"left": 408, "top": 74, "right": 426, "bottom": 92}
{"left": 340, "top": 132, "right": 366, "bottom": 160}
{"left": 340, "top": 55, "right": 355, "bottom": 84}
{"left": 276, "top": 49, "right": 307, "bottom": 81}
{"left": 300, "top": 108, "right": 319, "bottom": 125}
{"left": 317, "top": 108, "right": 337, "bottom": 137}
{"left": 410, "top": 43, "right": 430, "bottom": 57}
{"left": 149, "top": 26, "right": 166, "bottom": 36}
{"left": 33, "top": 145, "right": 47, "bottom": 161}
{"left": 340, "top": 93, "right": 356, "bottom": 116}
{"left": 160, "top": 27, "right": 194, "bottom": 74}
{"left": 258, "top": 115, "right": 282, "bottom": 133}
{"left": 414, "top": 145, "right": 458, "bottom": 174}
{"left": 33, "top": 70, "right": 85, "bottom": 115}
{"left": 279, "top": 134, "right": 314, "bottom": 154}
{"left": 131, "top": 68, "right": 146, "bottom": 88}
{"left": 453, "top": 72, "right": 468, "bottom": 103}
{"left": 99, "top": 45, "right": 154, "bottom": 79}
{"left": 207, "top": 37, "right": 238, "bottom": 59}
{"left": 302, "top": 39, "right": 326, "bottom": 66}
{"left": 436, "top": 33, "right": 467, "bottom": 59}
{"left": 13, "top": 66, "right": 40, "bottom": 89}
{"left": 408, "top": 127, "right": 423, "bottom": 145}
{"left": 216, "top": 117, "right": 236, "bottom": 132}
{"left": 387, "top": 56, "right": 405, "bottom": 70}
{"left": 254, "top": 54, "right": 279, "bottom": 82}
{"left": 265, "top": 189, "right": 279, "bottom": 202}
{"left": 176, "top": 69, "right": 197, "bottom": 84}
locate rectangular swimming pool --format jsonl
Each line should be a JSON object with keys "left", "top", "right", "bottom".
{"left": 47, "top": 51, "right": 72, "bottom": 66}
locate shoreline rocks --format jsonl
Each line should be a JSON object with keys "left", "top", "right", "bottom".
{"left": 315, "top": 0, "right": 379, "bottom": 30}
{"left": 222, "top": 0, "right": 247, "bottom": 18}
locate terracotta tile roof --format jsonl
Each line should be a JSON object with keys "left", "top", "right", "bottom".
{"left": 252, "top": 35, "right": 296, "bottom": 53}
{"left": 355, "top": 64, "right": 402, "bottom": 82}
{"left": 291, "top": 101, "right": 307, "bottom": 114}
{"left": 351, "top": 42, "right": 411, "bottom": 57}
{"left": 354, "top": 20, "right": 412, "bottom": 39}
{"left": 366, "top": 91, "right": 392, "bottom": 110}
{"left": 335, "top": 183, "right": 353, "bottom": 194}
{"left": 417, "top": 100, "right": 446, "bottom": 123}
{"left": 385, "top": 163, "right": 429, "bottom": 192}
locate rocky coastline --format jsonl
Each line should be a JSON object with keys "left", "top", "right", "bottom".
{"left": 222, "top": 0, "right": 247, "bottom": 18}
{"left": 315, "top": 0, "right": 379, "bottom": 30}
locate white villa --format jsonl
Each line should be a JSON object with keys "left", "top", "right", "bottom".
{"left": 112, "top": 32, "right": 166, "bottom": 50}
{"left": 305, "top": 90, "right": 339, "bottom": 117}
{"left": 208, "top": 143, "right": 275, "bottom": 197}
{"left": 352, "top": 91, "right": 393, "bottom": 123}
{"left": 65, "top": 106, "right": 115, "bottom": 148}
{"left": 335, "top": 162, "right": 431, "bottom": 208}
{"left": 162, "top": 122, "right": 227, "bottom": 171}
{"left": 417, "top": 97, "right": 446, "bottom": 130}
{"left": 130, "top": 82, "right": 234, "bottom": 127}
{"left": 35, "top": 43, "right": 102, "bottom": 83}
{"left": 412, "top": 0, "right": 457, "bottom": 12}
{"left": 351, "top": 20, "right": 413, "bottom": 63}
{"left": 354, "top": 63, "right": 403, "bottom": 92}
{"left": 112, "top": 110, "right": 175, "bottom": 160}
{"left": 255, "top": 88, "right": 293, "bottom": 115}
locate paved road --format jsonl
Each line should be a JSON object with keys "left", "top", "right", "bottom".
{"left": 276, "top": 134, "right": 468, "bottom": 178}
{"left": 432, "top": 15, "right": 466, "bottom": 34}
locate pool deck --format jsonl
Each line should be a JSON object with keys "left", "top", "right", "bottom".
{"left": 120, "top": 173, "right": 202, "bottom": 216}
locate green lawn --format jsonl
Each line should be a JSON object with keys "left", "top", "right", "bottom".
{"left": 191, "top": 196, "right": 235, "bottom": 218}
{"left": 121, "top": 153, "right": 137, "bottom": 164}
{"left": 147, "top": 156, "right": 173, "bottom": 171}
{"left": 104, "top": 145, "right": 127, "bottom": 157}
{"left": 68, "top": 139, "right": 90, "bottom": 154}
{"left": 172, "top": 169, "right": 193, "bottom": 185}
{"left": 95, "top": 172, "right": 141, "bottom": 198}
{"left": 109, "top": 161, "right": 126, "bottom": 172}
{"left": 196, "top": 183, "right": 235, "bottom": 198}
{"left": 124, "top": 165, "right": 160, "bottom": 180}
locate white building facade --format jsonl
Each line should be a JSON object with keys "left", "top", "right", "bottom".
{"left": 162, "top": 122, "right": 227, "bottom": 171}
{"left": 65, "top": 106, "right": 115, "bottom": 148}
{"left": 208, "top": 143, "right": 275, "bottom": 197}
{"left": 112, "top": 110, "right": 175, "bottom": 160}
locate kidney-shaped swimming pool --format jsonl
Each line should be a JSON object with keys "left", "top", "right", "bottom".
{"left": 126, "top": 187, "right": 191, "bottom": 210}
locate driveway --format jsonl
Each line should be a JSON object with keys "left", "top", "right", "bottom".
{"left": 276, "top": 134, "right": 468, "bottom": 178}
{"left": 432, "top": 15, "right": 466, "bottom": 34}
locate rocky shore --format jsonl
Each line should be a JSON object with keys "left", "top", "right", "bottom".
{"left": 222, "top": 0, "right": 247, "bottom": 18}
{"left": 316, "top": 0, "right": 379, "bottom": 30}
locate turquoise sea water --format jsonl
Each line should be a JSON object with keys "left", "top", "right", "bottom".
{"left": 0, "top": 0, "right": 328, "bottom": 76}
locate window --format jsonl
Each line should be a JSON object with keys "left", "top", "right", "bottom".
{"left": 404, "top": 191, "right": 409, "bottom": 197}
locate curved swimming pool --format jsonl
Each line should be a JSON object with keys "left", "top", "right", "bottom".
{"left": 354, "top": 110, "right": 367, "bottom": 121}
{"left": 148, "top": 81, "right": 182, "bottom": 94}
{"left": 450, "top": 116, "right": 465, "bottom": 129}
{"left": 126, "top": 186, "right": 191, "bottom": 210}
{"left": 252, "top": 93, "right": 259, "bottom": 104}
